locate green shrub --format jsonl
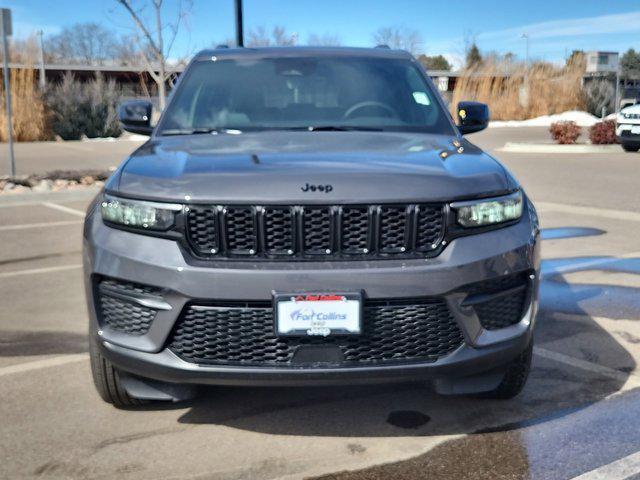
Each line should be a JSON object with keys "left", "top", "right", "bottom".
{"left": 549, "top": 121, "right": 581, "bottom": 144}
{"left": 45, "top": 73, "right": 122, "bottom": 140}
{"left": 589, "top": 120, "right": 617, "bottom": 145}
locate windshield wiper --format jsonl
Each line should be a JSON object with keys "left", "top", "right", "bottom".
{"left": 288, "top": 125, "right": 383, "bottom": 132}
{"left": 160, "top": 127, "right": 243, "bottom": 136}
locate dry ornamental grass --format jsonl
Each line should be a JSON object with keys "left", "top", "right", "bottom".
{"left": 451, "top": 61, "right": 586, "bottom": 121}
{"left": 0, "top": 67, "right": 50, "bottom": 141}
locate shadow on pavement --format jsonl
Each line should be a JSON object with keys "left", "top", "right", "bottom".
{"left": 0, "top": 330, "right": 87, "bottom": 356}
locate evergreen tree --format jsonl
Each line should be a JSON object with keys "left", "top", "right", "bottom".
{"left": 466, "top": 43, "right": 482, "bottom": 68}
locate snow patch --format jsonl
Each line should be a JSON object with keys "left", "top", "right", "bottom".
{"left": 81, "top": 134, "right": 148, "bottom": 142}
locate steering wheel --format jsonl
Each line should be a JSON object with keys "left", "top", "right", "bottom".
{"left": 343, "top": 101, "right": 399, "bottom": 120}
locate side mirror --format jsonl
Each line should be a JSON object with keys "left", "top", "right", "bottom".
{"left": 456, "top": 101, "right": 489, "bottom": 135}
{"left": 119, "top": 100, "right": 153, "bottom": 136}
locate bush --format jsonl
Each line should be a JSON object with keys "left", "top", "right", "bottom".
{"left": 549, "top": 121, "right": 581, "bottom": 144}
{"left": 45, "top": 73, "right": 122, "bottom": 140}
{"left": 85, "top": 75, "right": 122, "bottom": 138}
{"left": 45, "top": 73, "right": 84, "bottom": 140}
{"left": 584, "top": 79, "right": 615, "bottom": 116}
{"left": 589, "top": 120, "right": 617, "bottom": 144}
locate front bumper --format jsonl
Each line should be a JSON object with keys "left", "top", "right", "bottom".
{"left": 84, "top": 197, "right": 540, "bottom": 387}
{"left": 617, "top": 123, "right": 640, "bottom": 144}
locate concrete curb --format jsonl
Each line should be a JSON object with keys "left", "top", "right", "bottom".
{"left": 499, "top": 142, "right": 622, "bottom": 154}
{"left": 0, "top": 187, "right": 100, "bottom": 206}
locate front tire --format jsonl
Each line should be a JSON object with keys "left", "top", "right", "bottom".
{"left": 480, "top": 342, "right": 533, "bottom": 399}
{"left": 622, "top": 143, "right": 640, "bottom": 152}
{"left": 89, "top": 336, "right": 146, "bottom": 408}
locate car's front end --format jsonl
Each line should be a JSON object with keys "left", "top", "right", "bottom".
{"left": 84, "top": 47, "right": 540, "bottom": 405}
{"left": 617, "top": 105, "right": 640, "bottom": 151}
{"left": 84, "top": 135, "right": 540, "bottom": 402}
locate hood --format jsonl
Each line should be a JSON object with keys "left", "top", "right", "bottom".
{"left": 620, "top": 103, "right": 640, "bottom": 116}
{"left": 109, "top": 131, "right": 515, "bottom": 204}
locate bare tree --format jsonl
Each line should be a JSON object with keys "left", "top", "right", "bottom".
{"left": 5, "top": 35, "right": 41, "bottom": 63}
{"left": 247, "top": 25, "right": 296, "bottom": 47}
{"left": 114, "top": 0, "right": 191, "bottom": 110}
{"left": 46, "top": 23, "right": 118, "bottom": 65}
{"left": 372, "top": 26, "right": 422, "bottom": 55}
{"left": 112, "top": 34, "right": 146, "bottom": 66}
{"left": 307, "top": 33, "right": 341, "bottom": 46}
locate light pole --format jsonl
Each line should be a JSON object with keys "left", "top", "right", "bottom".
{"left": 234, "top": 0, "right": 243, "bottom": 47}
{"left": 37, "top": 29, "right": 45, "bottom": 90}
{"left": 0, "top": 8, "right": 14, "bottom": 177}
{"left": 614, "top": 53, "right": 620, "bottom": 113}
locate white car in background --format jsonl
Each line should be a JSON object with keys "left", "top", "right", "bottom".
{"left": 617, "top": 104, "right": 640, "bottom": 152}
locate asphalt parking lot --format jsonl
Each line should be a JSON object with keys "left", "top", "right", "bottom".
{"left": 3, "top": 128, "right": 640, "bottom": 479}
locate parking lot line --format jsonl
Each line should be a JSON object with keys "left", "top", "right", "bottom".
{"left": 0, "top": 264, "right": 82, "bottom": 278}
{"left": 0, "top": 353, "right": 88, "bottom": 378}
{"left": 534, "top": 347, "right": 640, "bottom": 388}
{"left": 570, "top": 450, "right": 640, "bottom": 480}
{"left": 41, "top": 201, "right": 86, "bottom": 218}
{"left": 0, "top": 220, "right": 82, "bottom": 231}
{"left": 542, "top": 250, "right": 640, "bottom": 277}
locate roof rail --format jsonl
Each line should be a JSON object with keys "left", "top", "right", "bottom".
{"left": 215, "top": 44, "right": 230, "bottom": 49}
{"left": 375, "top": 44, "right": 391, "bottom": 49}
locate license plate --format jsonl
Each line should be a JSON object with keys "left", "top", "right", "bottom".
{"left": 632, "top": 126, "right": 640, "bottom": 134}
{"left": 274, "top": 292, "right": 362, "bottom": 337}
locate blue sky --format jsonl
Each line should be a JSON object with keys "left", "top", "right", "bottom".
{"left": 3, "top": 0, "right": 640, "bottom": 67}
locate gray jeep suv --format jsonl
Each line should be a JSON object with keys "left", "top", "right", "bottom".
{"left": 84, "top": 47, "right": 540, "bottom": 407}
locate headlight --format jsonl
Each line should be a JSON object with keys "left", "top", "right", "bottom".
{"left": 451, "top": 191, "right": 523, "bottom": 228}
{"left": 101, "top": 194, "right": 181, "bottom": 230}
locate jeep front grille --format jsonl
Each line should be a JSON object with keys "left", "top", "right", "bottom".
{"left": 185, "top": 203, "right": 445, "bottom": 260}
{"left": 167, "top": 298, "right": 463, "bottom": 366}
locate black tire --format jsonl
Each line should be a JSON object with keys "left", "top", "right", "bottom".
{"left": 480, "top": 342, "right": 533, "bottom": 400}
{"left": 89, "top": 336, "right": 146, "bottom": 408}
{"left": 622, "top": 144, "right": 640, "bottom": 152}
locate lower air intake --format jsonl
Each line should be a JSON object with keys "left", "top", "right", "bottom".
{"left": 167, "top": 298, "right": 464, "bottom": 367}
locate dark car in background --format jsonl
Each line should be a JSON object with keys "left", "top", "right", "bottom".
{"left": 84, "top": 47, "right": 540, "bottom": 407}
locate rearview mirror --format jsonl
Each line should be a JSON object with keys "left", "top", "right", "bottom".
{"left": 119, "top": 100, "right": 153, "bottom": 136}
{"left": 457, "top": 101, "right": 489, "bottom": 135}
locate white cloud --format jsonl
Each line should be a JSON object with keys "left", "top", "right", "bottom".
{"left": 481, "top": 10, "right": 640, "bottom": 41}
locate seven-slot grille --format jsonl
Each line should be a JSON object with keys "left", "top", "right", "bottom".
{"left": 185, "top": 203, "right": 445, "bottom": 260}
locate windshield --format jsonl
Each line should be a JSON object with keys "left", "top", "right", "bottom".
{"left": 158, "top": 55, "right": 455, "bottom": 135}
